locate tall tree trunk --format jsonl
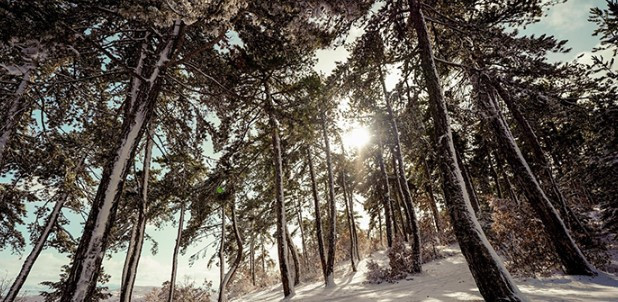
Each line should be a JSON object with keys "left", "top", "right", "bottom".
{"left": 266, "top": 83, "right": 294, "bottom": 297}
{"left": 382, "top": 84, "right": 422, "bottom": 272}
{"left": 477, "top": 82, "right": 595, "bottom": 276}
{"left": 408, "top": 2, "right": 526, "bottom": 300}
{"left": 341, "top": 171, "right": 357, "bottom": 272}
{"left": 321, "top": 111, "right": 337, "bottom": 288}
{"left": 3, "top": 154, "right": 87, "bottom": 302}
{"left": 377, "top": 135, "right": 394, "bottom": 248}
{"left": 285, "top": 229, "right": 301, "bottom": 286}
{"left": 168, "top": 201, "right": 185, "bottom": 302}
{"left": 120, "top": 127, "right": 154, "bottom": 302}
{"left": 218, "top": 199, "right": 244, "bottom": 302}
{"left": 61, "top": 21, "right": 183, "bottom": 302}
{"left": 493, "top": 83, "right": 586, "bottom": 233}
{"left": 306, "top": 148, "right": 327, "bottom": 281}
{"left": 422, "top": 157, "right": 442, "bottom": 235}
{"left": 0, "top": 67, "right": 32, "bottom": 168}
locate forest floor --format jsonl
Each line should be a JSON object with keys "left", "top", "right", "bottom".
{"left": 233, "top": 245, "right": 618, "bottom": 302}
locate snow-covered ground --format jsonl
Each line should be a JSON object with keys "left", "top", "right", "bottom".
{"left": 234, "top": 246, "right": 618, "bottom": 302}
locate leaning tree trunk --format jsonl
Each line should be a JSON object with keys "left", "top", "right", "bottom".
{"left": 320, "top": 111, "right": 337, "bottom": 288}
{"left": 60, "top": 21, "right": 183, "bottom": 302}
{"left": 306, "top": 147, "right": 327, "bottom": 281}
{"left": 266, "top": 83, "right": 294, "bottom": 297}
{"left": 493, "top": 83, "right": 586, "bottom": 233}
{"left": 377, "top": 135, "right": 394, "bottom": 248}
{"left": 477, "top": 82, "right": 595, "bottom": 276}
{"left": 285, "top": 229, "right": 301, "bottom": 286}
{"left": 167, "top": 201, "right": 185, "bottom": 302}
{"left": 120, "top": 126, "right": 154, "bottom": 302}
{"left": 341, "top": 171, "right": 357, "bottom": 272}
{"left": 218, "top": 199, "right": 244, "bottom": 302}
{"left": 0, "top": 66, "right": 32, "bottom": 168}
{"left": 408, "top": 2, "right": 526, "bottom": 301}
{"left": 3, "top": 154, "right": 87, "bottom": 302}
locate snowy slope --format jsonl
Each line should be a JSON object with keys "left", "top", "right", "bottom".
{"left": 234, "top": 246, "right": 618, "bottom": 302}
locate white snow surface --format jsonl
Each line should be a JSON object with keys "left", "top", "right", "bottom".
{"left": 234, "top": 246, "right": 618, "bottom": 302}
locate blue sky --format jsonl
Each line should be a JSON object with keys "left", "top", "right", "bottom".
{"left": 0, "top": 0, "right": 605, "bottom": 296}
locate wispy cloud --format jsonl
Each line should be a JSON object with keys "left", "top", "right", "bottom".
{"left": 544, "top": 0, "right": 595, "bottom": 32}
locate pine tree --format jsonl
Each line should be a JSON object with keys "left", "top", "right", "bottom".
{"left": 407, "top": 0, "right": 525, "bottom": 300}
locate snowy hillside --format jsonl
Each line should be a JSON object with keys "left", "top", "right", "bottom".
{"left": 234, "top": 246, "right": 618, "bottom": 302}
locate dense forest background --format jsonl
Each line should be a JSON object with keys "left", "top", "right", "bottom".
{"left": 0, "top": 0, "right": 616, "bottom": 301}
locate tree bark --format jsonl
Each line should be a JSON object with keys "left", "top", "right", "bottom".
{"left": 168, "top": 201, "right": 185, "bottom": 302}
{"left": 266, "top": 82, "right": 294, "bottom": 297}
{"left": 61, "top": 21, "right": 183, "bottom": 302}
{"left": 306, "top": 147, "right": 327, "bottom": 281}
{"left": 320, "top": 111, "right": 337, "bottom": 287}
{"left": 119, "top": 127, "right": 154, "bottom": 302}
{"left": 408, "top": 2, "right": 526, "bottom": 300}
{"left": 477, "top": 81, "right": 595, "bottom": 276}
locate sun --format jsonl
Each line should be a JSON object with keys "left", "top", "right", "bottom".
{"left": 343, "top": 126, "right": 371, "bottom": 150}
